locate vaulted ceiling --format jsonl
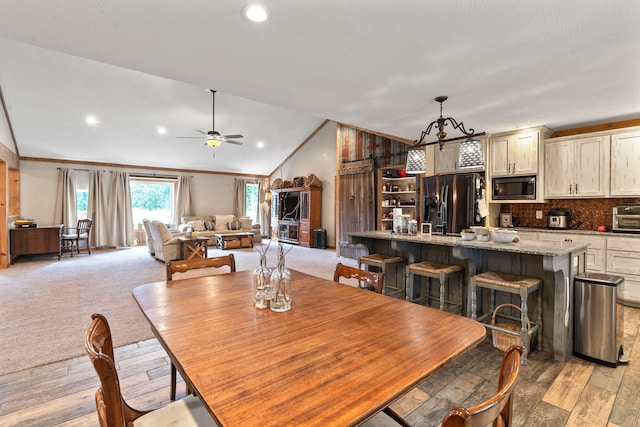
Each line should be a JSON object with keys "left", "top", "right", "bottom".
{"left": 0, "top": 1, "right": 639, "bottom": 175}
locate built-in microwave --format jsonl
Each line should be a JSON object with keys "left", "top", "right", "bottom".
{"left": 492, "top": 176, "right": 536, "bottom": 200}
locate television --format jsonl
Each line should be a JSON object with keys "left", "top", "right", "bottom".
{"left": 281, "top": 191, "right": 300, "bottom": 221}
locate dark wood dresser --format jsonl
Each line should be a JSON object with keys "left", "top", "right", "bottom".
{"left": 10, "top": 225, "right": 63, "bottom": 263}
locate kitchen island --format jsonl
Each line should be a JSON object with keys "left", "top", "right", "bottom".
{"left": 347, "top": 230, "right": 589, "bottom": 362}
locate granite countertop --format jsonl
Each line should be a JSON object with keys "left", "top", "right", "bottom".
{"left": 511, "top": 227, "right": 640, "bottom": 238}
{"left": 347, "top": 230, "right": 589, "bottom": 257}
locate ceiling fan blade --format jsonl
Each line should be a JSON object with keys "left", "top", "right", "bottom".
{"left": 223, "top": 134, "right": 243, "bottom": 139}
{"left": 195, "top": 129, "right": 208, "bottom": 135}
{"left": 224, "top": 140, "right": 243, "bottom": 145}
{"left": 176, "top": 136, "right": 205, "bottom": 139}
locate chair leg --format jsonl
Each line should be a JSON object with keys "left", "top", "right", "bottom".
{"left": 171, "top": 362, "right": 177, "bottom": 401}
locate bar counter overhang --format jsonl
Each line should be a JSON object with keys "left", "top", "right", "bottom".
{"left": 347, "top": 230, "right": 589, "bottom": 362}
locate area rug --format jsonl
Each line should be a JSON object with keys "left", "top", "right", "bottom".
{"left": 0, "top": 241, "right": 354, "bottom": 375}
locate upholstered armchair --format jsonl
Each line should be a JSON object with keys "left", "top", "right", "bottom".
{"left": 148, "top": 220, "right": 184, "bottom": 262}
{"left": 142, "top": 219, "right": 155, "bottom": 256}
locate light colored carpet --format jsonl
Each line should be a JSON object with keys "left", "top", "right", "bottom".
{"left": 0, "top": 241, "right": 356, "bottom": 375}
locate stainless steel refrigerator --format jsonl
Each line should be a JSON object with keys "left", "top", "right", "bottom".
{"left": 422, "top": 173, "right": 485, "bottom": 235}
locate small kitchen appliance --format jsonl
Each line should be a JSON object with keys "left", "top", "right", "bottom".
{"left": 547, "top": 208, "right": 571, "bottom": 229}
{"left": 499, "top": 213, "right": 513, "bottom": 228}
{"left": 613, "top": 204, "right": 640, "bottom": 233}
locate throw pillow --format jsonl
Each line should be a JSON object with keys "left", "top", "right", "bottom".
{"left": 203, "top": 220, "right": 215, "bottom": 231}
{"left": 239, "top": 218, "right": 252, "bottom": 230}
{"left": 227, "top": 221, "right": 241, "bottom": 230}
{"left": 188, "top": 220, "right": 206, "bottom": 232}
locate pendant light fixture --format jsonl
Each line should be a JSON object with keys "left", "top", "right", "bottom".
{"left": 405, "top": 147, "right": 427, "bottom": 174}
{"left": 415, "top": 96, "right": 475, "bottom": 150}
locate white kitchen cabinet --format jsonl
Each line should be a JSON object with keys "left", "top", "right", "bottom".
{"left": 537, "top": 232, "right": 606, "bottom": 273}
{"left": 606, "top": 236, "right": 640, "bottom": 306}
{"left": 489, "top": 131, "right": 539, "bottom": 177}
{"left": 611, "top": 130, "right": 640, "bottom": 196}
{"left": 544, "top": 136, "right": 609, "bottom": 198}
{"left": 434, "top": 138, "right": 486, "bottom": 174}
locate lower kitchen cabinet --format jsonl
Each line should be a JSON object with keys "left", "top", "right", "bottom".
{"left": 607, "top": 236, "right": 640, "bottom": 306}
{"left": 537, "top": 232, "right": 606, "bottom": 273}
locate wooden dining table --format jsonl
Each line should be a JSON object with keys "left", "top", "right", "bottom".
{"left": 132, "top": 269, "right": 486, "bottom": 426}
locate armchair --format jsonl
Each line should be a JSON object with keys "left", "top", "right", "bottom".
{"left": 148, "top": 220, "right": 184, "bottom": 262}
{"left": 142, "top": 219, "right": 155, "bottom": 256}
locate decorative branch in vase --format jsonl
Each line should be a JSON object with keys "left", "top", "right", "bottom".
{"left": 270, "top": 241, "right": 293, "bottom": 312}
{"left": 253, "top": 240, "right": 272, "bottom": 309}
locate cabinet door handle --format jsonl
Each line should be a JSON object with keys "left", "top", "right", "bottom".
{"left": 569, "top": 184, "right": 573, "bottom": 194}
{"left": 507, "top": 163, "right": 511, "bottom": 174}
{"left": 512, "top": 163, "right": 516, "bottom": 174}
{"left": 575, "top": 183, "right": 579, "bottom": 194}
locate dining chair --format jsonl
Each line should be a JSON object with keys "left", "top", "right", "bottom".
{"left": 84, "top": 313, "right": 216, "bottom": 427}
{"left": 165, "top": 254, "right": 236, "bottom": 401}
{"left": 333, "top": 262, "right": 384, "bottom": 293}
{"left": 441, "top": 345, "right": 525, "bottom": 427}
{"left": 61, "top": 218, "right": 93, "bottom": 256}
{"left": 166, "top": 254, "right": 236, "bottom": 281}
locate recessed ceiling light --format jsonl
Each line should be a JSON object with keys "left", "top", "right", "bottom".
{"left": 257, "top": 141, "right": 264, "bottom": 148}
{"left": 157, "top": 127, "right": 167, "bottom": 135}
{"left": 242, "top": 4, "right": 268, "bottom": 22}
{"left": 85, "top": 115, "right": 98, "bottom": 126}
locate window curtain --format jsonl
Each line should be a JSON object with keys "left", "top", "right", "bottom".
{"left": 108, "top": 171, "right": 133, "bottom": 247}
{"left": 233, "top": 179, "right": 246, "bottom": 218}
{"left": 174, "top": 175, "right": 192, "bottom": 226}
{"left": 88, "top": 170, "right": 109, "bottom": 247}
{"left": 53, "top": 168, "right": 77, "bottom": 229}
{"left": 258, "top": 181, "right": 269, "bottom": 236}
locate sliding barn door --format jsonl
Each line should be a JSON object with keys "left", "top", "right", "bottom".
{"left": 337, "top": 160, "right": 375, "bottom": 259}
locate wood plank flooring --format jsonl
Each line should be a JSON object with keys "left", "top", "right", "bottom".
{"left": 1, "top": 307, "right": 639, "bottom": 427}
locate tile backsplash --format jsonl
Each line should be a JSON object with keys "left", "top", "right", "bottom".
{"left": 501, "top": 198, "right": 640, "bottom": 230}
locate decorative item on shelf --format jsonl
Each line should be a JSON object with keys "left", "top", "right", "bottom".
{"left": 270, "top": 242, "right": 292, "bottom": 312}
{"left": 253, "top": 241, "right": 273, "bottom": 309}
{"left": 398, "top": 169, "right": 408, "bottom": 177}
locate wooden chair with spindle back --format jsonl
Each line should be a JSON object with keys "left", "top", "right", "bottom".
{"left": 441, "top": 345, "right": 525, "bottom": 427}
{"left": 61, "top": 218, "right": 93, "bottom": 256}
{"left": 84, "top": 313, "right": 215, "bottom": 427}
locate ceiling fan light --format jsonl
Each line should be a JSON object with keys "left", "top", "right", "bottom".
{"left": 206, "top": 138, "right": 222, "bottom": 147}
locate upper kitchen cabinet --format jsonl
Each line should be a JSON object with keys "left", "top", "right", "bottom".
{"left": 489, "top": 129, "right": 549, "bottom": 177}
{"left": 434, "top": 137, "right": 486, "bottom": 175}
{"left": 544, "top": 135, "right": 610, "bottom": 198}
{"left": 611, "top": 130, "right": 640, "bottom": 196}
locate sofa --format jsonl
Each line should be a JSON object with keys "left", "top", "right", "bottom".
{"left": 178, "top": 215, "right": 262, "bottom": 246}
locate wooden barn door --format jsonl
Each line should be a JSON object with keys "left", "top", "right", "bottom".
{"left": 336, "top": 160, "right": 375, "bottom": 259}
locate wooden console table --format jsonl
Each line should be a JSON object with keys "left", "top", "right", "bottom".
{"left": 10, "top": 225, "right": 64, "bottom": 263}
{"left": 215, "top": 232, "right": 254, "bottom": 250}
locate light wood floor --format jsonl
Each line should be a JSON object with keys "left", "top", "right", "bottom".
{"left": 1, "top": 307, "right": 638, "bottom": 427}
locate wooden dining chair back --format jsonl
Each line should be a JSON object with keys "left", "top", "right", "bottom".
{"left": 61, "top": 218, "right": 93, "bottom": 256}
{"left": 441, "top": 345, "right": 525, "bottom": 427}
{"left": 85, "top": 313, "right": 215, "bottom": 427}
{"left": 166, "top": 254, "right": 236, "bottom": 281}
{"left": 85, "top": 313, "right": 149, "bottom": 426}
{"left": 333, "top": 262, "right": 384, "bottom": 294}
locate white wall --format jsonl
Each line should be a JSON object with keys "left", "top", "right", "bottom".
{"left": 0, "top": 100, "right": 16, "bottom": 155}
{"left": 270, "top": 121, "right": 337, "bottom": 246}
{"left": 19, "top": 160, "right": 257, "bottom": 225}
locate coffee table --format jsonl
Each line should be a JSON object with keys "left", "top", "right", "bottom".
{"left": 178, "top": 236, "right": 209, "bottom": 260}
{"left": 214, "top": 232, "right": 254, "bottom": 250}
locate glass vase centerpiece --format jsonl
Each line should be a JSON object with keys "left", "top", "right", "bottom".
{"left": 253, "top": 241, "right": 272, "bottom": 309}
{"left": 270, "top": 242, "right": 292, "bottom": 312}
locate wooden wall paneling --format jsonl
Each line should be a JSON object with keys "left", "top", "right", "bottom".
{"left": 0, "top": 161, "right": 8, "bottom": 268}
{"left": 8, "top": 168, "right": 19, "bottom": 217}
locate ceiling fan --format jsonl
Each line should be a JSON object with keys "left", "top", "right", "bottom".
{"left": 177, "top": 89, "right": 243, "bottom": 156}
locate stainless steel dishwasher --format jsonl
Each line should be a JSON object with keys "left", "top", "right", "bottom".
{"left": 574, "top": 273, "right": 626, "bottom": 367}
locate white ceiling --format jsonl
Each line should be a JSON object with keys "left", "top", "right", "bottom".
{"left": 0, "top": 1, "right": 639, "bottom": 175}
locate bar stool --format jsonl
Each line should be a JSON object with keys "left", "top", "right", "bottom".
{"left": 405, "top": 261, "right": 464, "bottom": 314}
{"left": 358, "top": 254, "right": 406, "bottom": 299}
{"left": 470, "top": 271, "right": 542, "bottom": 365}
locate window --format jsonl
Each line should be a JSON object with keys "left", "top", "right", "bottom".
{"left": 77, "top": 189, "right": 88, "bottom": 220}
{"left": 129, "top": 177, "right": 175, "bottom": 226}
{"left": 245, "top": 182, "right": 260, "bottom": 222}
